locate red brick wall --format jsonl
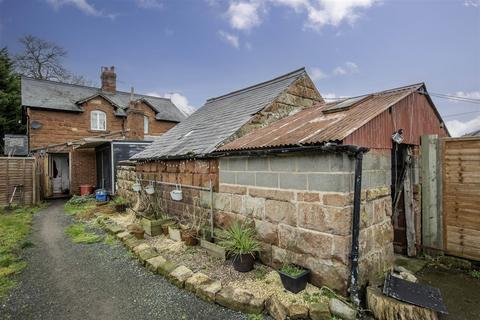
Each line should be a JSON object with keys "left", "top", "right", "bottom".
{"left": 71, "top": 149, "right": 96, "bottom": 194}
{"left": 28, "top": 97, "right": 177, "bottom": 149}
{"left": 137, "top": 159, "right": 219, "bottom": 190}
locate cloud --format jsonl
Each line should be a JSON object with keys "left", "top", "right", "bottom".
{"left": 147, "top": 92, "right": 196, "bottom": 116}
{"left": 322, "top": 93, "right": 337, "bottom": 102}
{"left": 446, "top": 115, "right": 480, "bottom": 137}
{"left": 227, "top": 1, "right": 262, "bottom": 31}
{"left": 464, "top": 0, "right": 479, "bottom": 7}
{"left": 333, "top": 61, "right": 359, "bottom": 76}
{"left": 218, "top": 30, "right": 240, "bottom": 48}
{"left": 452, "top": 91, "right": 480, "bottom": 100}
{"left": 135, "top": 0, "right": 163, "bottom": 9}
{"left": 46, "top": 0, "right": 116, "bottom": 19}
{"left": 309, "top": 67, "right": 328, "bottom": 81}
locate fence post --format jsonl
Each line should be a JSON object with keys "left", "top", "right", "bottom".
{"left": 420, "top": 135, "right": 443, "bottom": 252}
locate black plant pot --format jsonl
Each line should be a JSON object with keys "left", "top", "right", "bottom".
{"left": 232, "top": 254, "right": 255, "bottom": 272}
{"left": 278, "top": 266, "right": 310, "bottom": 293}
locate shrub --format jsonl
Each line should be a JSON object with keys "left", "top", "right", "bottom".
{"left": 218, "top": 222, "right": 260, "bottom": 258}
{"left": 112, "top": 196, "right": 128, "bottom": 205}
{"left": 280, "top": 264, "right": 304, "bottom": 277}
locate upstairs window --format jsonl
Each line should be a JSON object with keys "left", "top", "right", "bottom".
{"left": 144, "top": 115, "right": 149, "bottom": 134}
{"left": 91, "top": 110, "right": 106, "bottom": 131}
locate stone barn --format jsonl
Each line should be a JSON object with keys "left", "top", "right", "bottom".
{"left": 117, "top": 68, "right": 448, "bottom": 294}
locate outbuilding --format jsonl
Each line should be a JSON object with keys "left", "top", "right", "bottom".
{"left": 118, "top": 68, "right": 448, "bottom": 294}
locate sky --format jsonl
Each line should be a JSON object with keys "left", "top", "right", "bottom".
{"left": 1, "top": 0, "right": 479, "bottom": 136}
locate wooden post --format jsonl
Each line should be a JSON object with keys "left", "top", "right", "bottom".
{"left": 420, "top": 135, "right": 442, "bottom": 251}
{"left": 404, "top": 162, "right": 416, "bottom": 256}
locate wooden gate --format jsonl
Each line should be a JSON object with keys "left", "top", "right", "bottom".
{"left": 442, "top": 137, "right": 480, "bottom": 260}
{"left": 0, "top": 157, "right": 38, "bottom": 207}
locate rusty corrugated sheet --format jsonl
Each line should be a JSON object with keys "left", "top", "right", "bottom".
{"left": 217, "top": 83, "right": 428, "bottom": 151}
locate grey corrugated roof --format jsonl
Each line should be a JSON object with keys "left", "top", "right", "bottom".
{"left": 462, "top": 129, "right": 480, "bottom": 137}
{"left": 21, "top": 77, "right": 186, "bottom": 123}
{"left": 132, "top": 67, "right": 307, "bottom": 160}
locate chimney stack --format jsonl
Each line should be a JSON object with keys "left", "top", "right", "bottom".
{"left": 101, "top": 66, "right": 116, "bottom": 93}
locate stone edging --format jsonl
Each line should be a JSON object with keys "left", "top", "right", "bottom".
{"left": 100, "top": 217, "right": 336, "bottom": 320}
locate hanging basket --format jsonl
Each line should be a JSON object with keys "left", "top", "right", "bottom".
{"left": 170, "top": 184, "right": 183, "bottom": 201}
{"left": 145, "top": 183, "right": 155, "bottom": 195}
{"left": 132, "top": 182, "right": 141, "bottom": 192}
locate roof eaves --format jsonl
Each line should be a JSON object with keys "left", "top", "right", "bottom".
{"left": 75, "top": 93, "right": 123, "bottom": 109}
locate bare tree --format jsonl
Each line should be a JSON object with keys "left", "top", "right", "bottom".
{"left": 14, "top": 35, "right": 90, "bottom": 85}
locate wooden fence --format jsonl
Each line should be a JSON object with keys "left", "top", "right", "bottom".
{"left": 0, "top": 157, "right": 38, "bottom": 207}
{"left": 442, "top": 137, "right": 480, "bottom": 261}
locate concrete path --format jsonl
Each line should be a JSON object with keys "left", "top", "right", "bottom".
{"left": 0, "top": 201, "right": 247, "bottom": 320}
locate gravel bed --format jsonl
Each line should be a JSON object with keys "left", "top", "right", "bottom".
{"left": 0, "top": 201, "right": 247, "bottom": 320}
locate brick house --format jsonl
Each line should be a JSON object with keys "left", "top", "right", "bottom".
{"left": 117, "top": 67, "right": 449, "bottom": 295}
{"left": 21, "top": 66, "right": 187, "bottom": 198}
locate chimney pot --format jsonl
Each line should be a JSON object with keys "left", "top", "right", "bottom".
{"left": 101, "top": 65, "right": 116, "bottom": 93}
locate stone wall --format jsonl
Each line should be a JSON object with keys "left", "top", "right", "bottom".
{"left": 115, "top": 151, "right": 394, "bottom": 294}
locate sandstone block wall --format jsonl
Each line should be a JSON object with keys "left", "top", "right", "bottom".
{"left": 116, "top": 151, "right": 394, "bottom": 294}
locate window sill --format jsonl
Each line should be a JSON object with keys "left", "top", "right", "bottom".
{"left": 88, "top": 129, "right": 109, "bottom": 133}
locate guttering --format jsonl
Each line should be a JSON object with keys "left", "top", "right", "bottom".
{"left": 134, "top": 144, "right": 369, "bottom": 162}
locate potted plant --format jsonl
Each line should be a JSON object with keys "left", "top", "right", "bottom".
{"left": 181, "top": 228, "right": 198, "bottom": 246}
{"left": 112, "top": 196, "right": 128, "bottom": 213}
{"left": 278, "top": 264, "right": 310, "bottom": 293}
{"left": 139, "top": 191, "right": 173, "bottom": 236}
{"left": 218, "top": 222, "right": 260, "bottom": 272}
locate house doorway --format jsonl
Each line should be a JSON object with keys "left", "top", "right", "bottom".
{"left": 50, "top": 153, "right": 70, "bottom": 195}
{"left": 391, "top": 143, "right": 415, "bottom": 255}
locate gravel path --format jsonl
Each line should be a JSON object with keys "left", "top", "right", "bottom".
{"left": 0, "top": 201, "right": 247, "bottom": 320}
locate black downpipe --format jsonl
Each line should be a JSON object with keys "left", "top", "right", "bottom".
{"left": 350, "top": 151, "right": 364, "bottom": 306}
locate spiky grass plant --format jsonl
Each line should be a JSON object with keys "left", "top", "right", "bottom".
{"left": 218, "top": 222, "right": 260, "bottom": 258}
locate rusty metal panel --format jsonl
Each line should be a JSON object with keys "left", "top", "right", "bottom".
{"left": 218, "top": 83, "right": 427, "bottom": 151}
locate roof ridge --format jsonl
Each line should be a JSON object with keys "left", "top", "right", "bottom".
{"left": 206, "top": 67, "right": 306, "bottom": 103}
{"left": 21, "top": 76, "right": 173, "bottom": 102}
{"left": 373, "top": 82, "right": 424, "bottom": 96}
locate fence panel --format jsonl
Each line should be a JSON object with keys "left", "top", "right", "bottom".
{"left": 0, "top": 157, "right": 37, "bottom": 207}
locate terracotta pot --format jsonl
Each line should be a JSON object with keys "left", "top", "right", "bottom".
{"left": 181, "top": 229, "right": 198, "bottom": 246}
{"left": 232, "top": 253, "right": 255, "bottom": 272}
{"left": 132, "top": 229, "right": 145, "bottom": 239}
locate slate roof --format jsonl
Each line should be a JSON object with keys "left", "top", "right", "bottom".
{"left": 217, "top": 83, "right": 429, "bottom": 151}
{"left": 21, "top": 77, "right": 187, "bottom": 123}
{"left": 462, "top": 129, "right": 480, "bottom": 137}
{"left": 132, "top": 68, "right": 307, "bottom": 160}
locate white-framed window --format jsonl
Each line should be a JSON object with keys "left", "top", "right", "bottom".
{"left": 144, "top": 115, "right": 149, "bottom": 134}
{"left": 91, "top": 110, "right": 106, "bottom": 131}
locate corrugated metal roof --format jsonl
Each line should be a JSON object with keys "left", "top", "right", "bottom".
{"left": 21, "top": 77, "right": 187, "bottom": 122}
{"left": 217, "top": 83, "right": 424, "bottom": 151}
{"left": 132, "top": 68, "right": 307, "bottom": 160}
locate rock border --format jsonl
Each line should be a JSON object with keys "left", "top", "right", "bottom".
{"left": 101, "top": 217, "right": 337, "bottom": 319}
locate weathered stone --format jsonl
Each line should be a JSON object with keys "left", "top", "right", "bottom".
{"left": 265, "top": 200, "right": 296, "bottom": 226}
{"left": 200, "top": 239, "right": 227, "bottom": 260}
{"left": 116, "top": 231, "right": 131, "bottom": 241}
{"left": 278, "top": 224, "right": 332, "bottom": 258}
{"left": 158, "top": 260, "right": 177, "bottom": 277}
{"left": 216, "top": 287, "right": 265, "bottom": 314}
{"left": 133, "top": 243, "right": 150, "bottom": 255}
{"left": 231, "top": 194, "right": 245, "bottom": 214}
{"left": 168, "top": 266, "right": 194, "bottom": 288}
{"left": 145, "top": 255, "right": 167, "bottom": 273}
{"left": 309, "top": 302, "right": 331, "bottom": 320}
{"left": 104, "top": 223, "right": 124, "bottom": 235}
{"left": 288, "top": 303, "right": 309, "bottom": 319}
{"left": 298, "top": 203, "right": 351, "bottom": 236}
{"left": 266, "top": 296, "right": 287, "bottom": 320}
{"left": 322, "top": 193, "right": 352, "bottom": 207}
{"left": 255, "top": 219, "right": 278, "bottom": 245}
{"left": 197, "top": 279, "right": 222, "bottom": 303}
{"left": 249, "top": 187, "right": 294, "bottom": 202}
{"left": 258, "top": 242, "right": 273, "bottom": 265}
{"left": 124, "top": 237, "right": 144, "bottom": 250}
{"left": 214, "top": 193, "right": 232, "bottom": 211}
{"left": 138, "top": 248, "right": 159, "bottom": 264}
{"left": 392, "top": 271, "right": 417, "bottom": 283}
{"left": 366, "top": 186, "right": 390, "bottom": 200}
{"left": 296, "top": 192, "right": 321, "bottom": 202}
{"left": 332, "top": 235, "right": 351, "bottom": 265}
{"left": 185, "top": 272, "right": 210, "bottom": 293}
{"left": 302, "top": 257, "right": 349, "bottom": 293}
{"left": 329, "top": 298, "right": 357, "bottom": 320}
{"left": 218, "top": 183, "right": 247, "bottom": 195}
{"left": 367, "top": 287, "right": 438, "bottom": 320}
{"left": 244, "top": 196, "right": 265, "bottom": 219}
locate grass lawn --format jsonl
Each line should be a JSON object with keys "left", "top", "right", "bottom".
{"left": 64, "top": 223, "right": 102, "bottom": 244}
{"left": 64, "top": 195, "right": 97, "bottom": 217}
{"left": 0, "top": 204, "right": 45, "bottom": 299}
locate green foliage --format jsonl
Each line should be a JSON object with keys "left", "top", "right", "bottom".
{"left": 247, "top": 314, "right": 264, "bottom": 320}
{"left": 103, "top": 234, "right": 117, "bottom": 246}
{"left": 303, "top": 291, "right": 322, "bottom": 304}
{"left": 218, "top": 222, "right": 260, "bottom": 257}
{"left": 0, "top": 204, "right": 44, "bottom": 299}
{"left": 254, "top": 265, "right": 268, "bottom": 280}
{"left": 112, "top": 196, "right": 128, "bottom": 205}
{"left": 64, "top": 223, "right": 101, "bottom": 244}
{"left": 0, "top": 47, "right": 24, "bottom": 152}
{"left": 64, "top": 195, "right": 95, "bottom": 216}
{"left": 280, "top": 264, "right": 304, "bottom": 277}
{"left": 470, "top": 270, "right": 480, "bottom": 279}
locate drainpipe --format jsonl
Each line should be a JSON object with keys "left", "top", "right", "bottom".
{"left": 350, "top": 150, "right": 364, "bottom": 306}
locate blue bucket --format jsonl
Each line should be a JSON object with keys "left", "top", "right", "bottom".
{"left": 95, "top": 189, "right": 108, "bottom": 202}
